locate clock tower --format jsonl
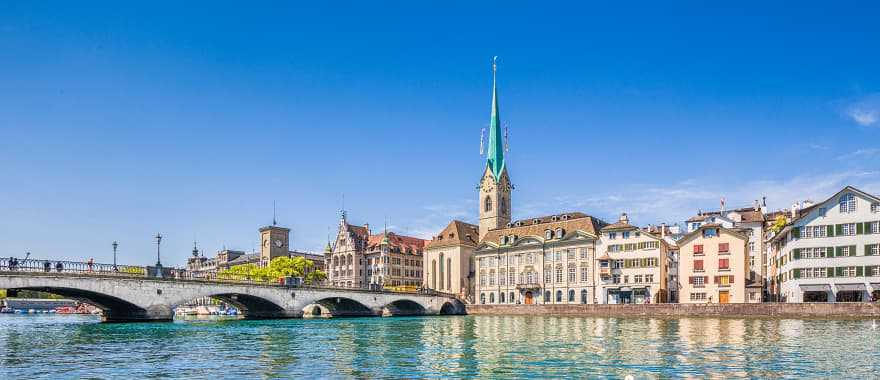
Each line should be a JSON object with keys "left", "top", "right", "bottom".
{"left": 259, "top": 225, "right": 290, "bottom": 266}
{"left": 478, "top": 58, "right": 512, "bottom": 240}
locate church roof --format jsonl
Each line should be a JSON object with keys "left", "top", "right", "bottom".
{"left": 426, "top": 220, "right": 480, "bottom": 250}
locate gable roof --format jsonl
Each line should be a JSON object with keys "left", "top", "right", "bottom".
{"left": 367, "top": 231, "right": 427, "bottom": 254}
{"left": 426, "top": 220, "right": 480, "bottom": 250}
{"left": 793, "top": 185, "right": 880, "bottom": 223}
{"left": 677, "top": 223, "right": 749, "bottom": 245}
{"left": 482, "top": 212, "right": 607, "bottom": 245}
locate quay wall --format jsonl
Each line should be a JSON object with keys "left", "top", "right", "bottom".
{"left": 465, "top": 303, "right": 880, "bottom": 318}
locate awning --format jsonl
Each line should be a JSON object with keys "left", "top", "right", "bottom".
{"left": 799, "top": 284, "right": 831, "bottom": 292}
{"left": 835, "top": 283, "right": 866, "bottom": 292}
{"left": 620, "top": 287, "right": 632, "bottom": 292}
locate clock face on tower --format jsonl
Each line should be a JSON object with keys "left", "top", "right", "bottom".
{"left": 274, "top": 239, "right": 283, "bottom": 248}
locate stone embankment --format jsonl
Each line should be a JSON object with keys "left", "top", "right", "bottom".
{"left": 466, "top": 303, "right": 880, "bottom": 318}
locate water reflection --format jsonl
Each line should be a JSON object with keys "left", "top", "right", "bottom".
{"left": 0, "top": 314, "right": 877, "bottom": 378}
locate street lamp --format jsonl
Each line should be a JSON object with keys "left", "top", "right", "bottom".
{"left": 112, "top": 241, "right": 119, "bottom": 271}
{"left": 155, "top": 233, "right": 162, "bottom": 266}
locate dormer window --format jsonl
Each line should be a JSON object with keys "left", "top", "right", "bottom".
{"left": 622, "top": 231, "right": 630, "bottom": 239}
{"left": 561, "top": 214, "right": 569, "bottom": 220}
{"left": 609, "top": 232, "right": 617, "bottom": 240}
{"left": 555, "top": 228, "right": 564, "bottom": 238}
{"left": 551, "top": 216, "right": 559, "bottom": 222}
{"left": 506, "top": 222, "right": 513, "bottom": 228}
{"left": 703, "top": 228, "right": 718, "bottom": 238}
{"left": 515, "top": 221, "right": 522, "bottom": 227}
{"left": 500, "top": 236, "right": 507, "bottom": 245}
{"left": 545, "top": 230, "right": 553, "bottom": 240}
{"left": 533, "top": 219, "right": 540, "bottom": 224}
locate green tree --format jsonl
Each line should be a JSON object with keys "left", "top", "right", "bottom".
{"left": 218, "top": 257, "right": 325, "bottom": 284}
{"left": 770, "top": 215, "right": 787, "bottom": 233}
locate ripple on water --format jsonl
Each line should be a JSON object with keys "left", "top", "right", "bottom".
{"left": 0, "top": 314, "right": 878, "bottom": 378}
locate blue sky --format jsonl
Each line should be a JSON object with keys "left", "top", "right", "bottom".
{"left": 2, "top": 2, "right": 879, "bottom": 266}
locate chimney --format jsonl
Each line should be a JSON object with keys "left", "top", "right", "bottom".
{"left": 619, "top": 213, "right": 629, "bottom": 224}
{"left": 661, "top": 222, "right": 667, "bottom": 239}
{"left": 365, "top": 223, "right": 370, "bottom": 236}
{"left": 754, "top": 199, "right": 760, "bottom": 212}
{"left": 790, "top": 203, "right": 799, "bottom": 219}
{"left": 762, "top": 196, "right": 767, "bottom": 207}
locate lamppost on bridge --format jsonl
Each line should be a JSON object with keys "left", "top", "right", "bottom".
{"left": 112, "top": 241, "right": 119, "bottom": 271}
{"left": 154, "top": 233, "right": 163, "bottom": 278}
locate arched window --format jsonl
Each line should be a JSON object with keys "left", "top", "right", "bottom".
{"left": 489, "top": 292, "right": 495, "bottom": 303}
{"left": 500, "top": 292, "right": 506, "bottom": 303}
{"left": 568, "top": 289, "right": 575, "bottom": 303}
{"left": 439, "top": 253, "right": 445, "bottom": 290}
{"left": 480, "top": 293, "right": 486, "bottom": 304}
{"left": 545, "top": 230, "right": 553, "bottom": 240}
{"left": 447, "top": 258, "right": 452, "bottom": 291}
{"left": 431, "top": 260, "right": 437, "bottom": 289}
{"left": 484, "top": 196, "right": 493, "bottom": 212}
{"left": 544, "top": 290, "right": 551, "bottom": 303}
{"left": 581, "top": 290, "right": 589, "bottom": 304}
{"left": 509, "top": 291, "right": 515, "bottom": 304}
{"left": 501, "top": 197, "right": 507, "bottom": 215}
{"left": 556, "top": 290, "right": 563, "bottom": 303}
{"left": 556, "top": 228, "right": 564, "bottom": 238}
{"left": 840, "top": 193, "right": 856, "bottom": 213}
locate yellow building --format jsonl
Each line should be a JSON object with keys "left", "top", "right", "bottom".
{"left": 423, "top": 220, "right": 480, "bottom": 300}
{"left": 596, "top": 213, "right": 669, "bottom": 304}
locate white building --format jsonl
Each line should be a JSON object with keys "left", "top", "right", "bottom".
{"left": 771, "top": 186, "right": 880, "bottom": 302}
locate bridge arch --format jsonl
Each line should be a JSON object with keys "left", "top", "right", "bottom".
{"left": 175, "top": 293, "right": 288, "bottom": 319}
{"left": 382, "top": 299, "right": 427, "bottom": 316}
{"left": 7, "top": 285, "right": 154, "bottom": 322}
{"left": 311, "top": 296, "right": 376, "bottom": 317}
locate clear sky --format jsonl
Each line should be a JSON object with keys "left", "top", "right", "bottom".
{"left": 2, "top": 2, "right": 879, "bottom": 266}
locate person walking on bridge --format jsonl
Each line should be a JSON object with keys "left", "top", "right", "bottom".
{"left": 87, "top": 258, "right": 94, "bottom": 273}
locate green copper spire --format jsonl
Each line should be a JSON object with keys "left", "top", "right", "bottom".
{"left": 486, "top": 57, "right": 505, "bottom": 182}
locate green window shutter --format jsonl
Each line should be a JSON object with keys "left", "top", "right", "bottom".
{"left": 793, "top": 249, "right": 801, "bottom": 260}
{"left": 867, "top": 244, "right": 873, "bottom": 256}
{"left": 835, "top": 267, "right": 844, "bottom": 277}
{"left": 856, "top": 266, "right": 864, "bottom": 277}
{"left": 794, "top": 268, "right": 801, "bottom": 279}
{"left": 835, "top": 224, "right": 843, "bottom": 236}
{"left": 826, "top": 267, "right": 835, "bottom": 277}
{"left": 851, "top": 245, "right": 857, "bottom": 257}
{"left": 857, "top": 223, "right": 864, "bottom": 235}
{"left": 826, "top": 247, "right": 835, "bottom": 258}
{"left": 835, "top": 247, "right": 842, "bottom": 257}
{"left": 792, "top": 227, "right": 801, "bottom": 239}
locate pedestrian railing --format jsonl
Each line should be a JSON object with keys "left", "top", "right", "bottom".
{"left": 0, "top": 257, "right": 461, "bottom": 300}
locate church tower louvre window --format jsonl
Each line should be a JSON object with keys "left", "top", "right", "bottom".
{"left": 478, "top": 57, "right": 512, "bottom": 240}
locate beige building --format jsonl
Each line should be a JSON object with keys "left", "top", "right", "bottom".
{"left": 678, "top": 224, "right": 758, "bottom": 303}
{"left": 327, "top": 212, "right": 426, "bottom": 289}
{"left": 596, "top": 213, "right": 669, "bottom": 304}
{"left": 423, "top": 221, "right": 480, "bottom": 300}
{"left": 475, "top": 213, "right": 605, "bottom": 305}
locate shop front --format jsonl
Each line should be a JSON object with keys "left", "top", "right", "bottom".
{"left": 606, "top": 287, "right": 649, "bottom": 304}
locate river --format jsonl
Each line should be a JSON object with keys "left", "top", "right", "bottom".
{"left": 0, "top": 314, "right": 877, "bottom": 378}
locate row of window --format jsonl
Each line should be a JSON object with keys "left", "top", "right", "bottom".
{"left": 693, "top": 243, "right": 730, "bottom": 254}
{"left": 783, "top": 265, "right": 880, "bottom": 280}
{"left": 790, "top": 245, "right": 880, "bottom": 261}
{"left": 479, "top": 248, "right": 594, "bottom": 269}
{"left": 601, "top": 258, "right": 659, "bottom": 269}
{"left": 479, "top": 289, "right": 591, "bottom": 304}
{"left": 607, "top": 230, "right": 643, "bottom": 240}
{"left": 604, "top": 274, "right": 655, "bottom": 284}
{"left": 479, "top": 270, "right": 540, "bottom": 286}
{"left": 795, "top": 222, "right": 880, "bottom": 239}
{"left": 688, "top": 275, "right": 735, "bottom": 287}
{"left": 606, "top": 241, "right": 660, "bottom": 252}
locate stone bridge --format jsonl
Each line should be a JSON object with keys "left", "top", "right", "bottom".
{"left": 0, "top": 272, "right": 465, "bottom": 322}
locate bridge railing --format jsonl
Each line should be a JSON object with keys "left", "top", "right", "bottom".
{"left": 0, "top": 258, "right": 461, "bottom": 299}
{"left": 0, "top": 257, "right": 146, "bottom": 277}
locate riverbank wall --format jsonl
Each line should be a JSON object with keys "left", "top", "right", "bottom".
{"left": 465, "top": 303, "right": 880, "bottom": 318}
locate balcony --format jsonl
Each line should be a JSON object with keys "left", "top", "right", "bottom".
{"left": 515, "top": 282, "right": 541, "bottom": 290}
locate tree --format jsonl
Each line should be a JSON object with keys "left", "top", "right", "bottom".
{"left": 218, "top": 256, "right": 326, "bottom": 284}
{"left": 770, "top": 215, "right": 787, "bottom": 233}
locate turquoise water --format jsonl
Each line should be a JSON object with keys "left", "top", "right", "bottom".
{"left": 1, "top": 314, "right": 878, "bottom": 378}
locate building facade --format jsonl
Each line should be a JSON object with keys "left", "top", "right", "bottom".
{"left": 475, "top": 213, "right": 605, "bottom": 305}
{"left": 423, "top": 220, "right": 480, "bottom": 300}
{"left": 686, "top": 203, "right": 767, "bottom": 290}
{"left": 678, "top": 224, "right": 754, "bottom": 303}
{"left": 326, "top": 212, "right": 426, "bottom": 289}
{"left": 596, "top": 213, "right": 669, "bottom": 304}
{"left": 771, "top": 186, "right": 880, "bottom": 303}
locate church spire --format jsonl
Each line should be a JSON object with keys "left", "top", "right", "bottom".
{"left": 486, "top": 56, "right": 505, "bottom": 182}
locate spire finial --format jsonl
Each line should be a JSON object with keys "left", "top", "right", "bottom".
{"left": 492, "top": 56, "right": 497, "bottom": 74}
{"left": 272, "top": 200, "right": 277, "bottom": 226}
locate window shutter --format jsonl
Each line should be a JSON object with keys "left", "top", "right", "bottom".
{"left": 793, "top": 249, "right": 801, "bottom": 260}
{"left": 851, "top": 245, "right": 857, "bottom": 257}
{"left": 729, "top": 275, "right": 734, "bottom": 284}
{"left": 792, "top": 227, "right": 800, "bottom": 238}
{"left": 826, "top": 247, "right": 834, "bottom": 258}
{"left": 835, "top": 224, "right": 843, "bottom": 236}
{"left": 835, "top": 267, "right": 844, "bottom": 277}
{"left": 835, "top": 247, "right": 842, "bottom": 257}
{"left": 856, "top": 266, "right": 864, "bottom": 277}
{"left": 857, "top": 223, "right": 864, "bottom": 235}
{"left": 704, "top": 276, "right": 709, "bottom": 284}
{"left": 827, "top": 225, "right": 835, "bottom": 237}
{"left": 825, "top": 267, "right": 834, "bottom": 277}
{"left": 688, "top": 276, "right": 694, "bottom": 284}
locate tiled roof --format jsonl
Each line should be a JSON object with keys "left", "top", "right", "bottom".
{"left": 227, "top": 253, "right": 259, "bottom": 266}
{"left": 367, "top": 231, "right": 427, "bottom": 254}
{"left": 601, "top": 221, "right": 638, "bottom": 231}
{"left": 425, "top": 220, "right": 480, "bottom": 249}
{"left": 686, "top": 207, "right": 765, "bottom": 223}
{"left": 347, "top": 224, "right": 368, "bottom": 239}
{"left": 482, "top": 212, "right": 607, "bottom": 245}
